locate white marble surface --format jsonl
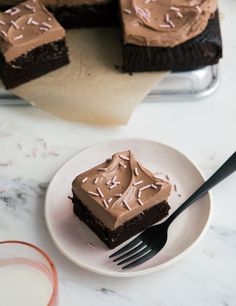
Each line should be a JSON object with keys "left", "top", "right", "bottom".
{"left": 0, "top": 1, "right": 236, "bottom": 305}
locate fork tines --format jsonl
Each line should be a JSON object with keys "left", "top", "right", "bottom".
{"left": 109, "top": 237, "right": 156, "bottom": 269}
{"left": 121, "top": 249, "right": 157, "bottom": 269}
{"left": 109, "top": 237, "right": 142, "bottom": 258}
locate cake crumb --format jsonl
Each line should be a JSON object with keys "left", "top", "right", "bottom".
{"left": 0, "top": 160, "right": 13, "bottom": 166}
{"left": 17, "top": 142, "right": 22, "bottom": 150}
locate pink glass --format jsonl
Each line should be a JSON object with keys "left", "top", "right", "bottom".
{"left": 0, "top": 241, "right": 58, "bottom": 306}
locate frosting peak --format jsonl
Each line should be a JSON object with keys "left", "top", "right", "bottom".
{"left": 120, "top": 0, "right": 217, "bottom": 47}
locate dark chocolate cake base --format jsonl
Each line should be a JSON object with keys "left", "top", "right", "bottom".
{"left": 0, "top": 39, "right": 69, "bottom": 89}
{"left": 122, "top": 11, "right": 222, "bottom": 73}
{"left": 48, "top": 2, "right": 119, "bottom": 29}
{"left": 71, "top": 194, "right": 170, "bottom": 249}
{"left": 0, "top": 2, "right": 119, "bottom": 29}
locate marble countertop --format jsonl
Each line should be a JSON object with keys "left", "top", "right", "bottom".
{"left": 0, "top": 1, "right": 236, "bottom": 305}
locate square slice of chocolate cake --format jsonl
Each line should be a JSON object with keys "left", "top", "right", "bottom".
{"left": 0, "top": 0, "right": 69, "bottom": 89}
{"left": 0, "top": 0, "right": 119, "bottom": 29}
{"left": 71, "top": 150, "right": 171, "bottom": 249}
{"left": 120, "top": 1, "right": 222, "bottom": 72}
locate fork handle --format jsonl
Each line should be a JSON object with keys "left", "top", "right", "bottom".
{"left": 165, "top": 152, "right": 236, "bottom": 226}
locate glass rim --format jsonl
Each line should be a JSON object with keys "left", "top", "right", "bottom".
{"left": 0, "top": 240, "right": 58, "bottom": 306}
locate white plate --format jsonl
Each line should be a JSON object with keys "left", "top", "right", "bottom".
{"left": 45, "top": 139, "right": 212, "bottom": 277}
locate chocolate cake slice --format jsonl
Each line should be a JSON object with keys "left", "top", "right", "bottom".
{"left": 71, "top": 150, "right": 171, "bottom": 249}
{"left": 120, "top": 0, "right": 222, "bottom": 72}
{"left": 0, "top": 0, "right": 69, "bottom": 89}
{"left": 0, "top": 0, "right": 119, "bottom": 29}
{"left": 47, "top": 1, "right": 119, "bottom": 29}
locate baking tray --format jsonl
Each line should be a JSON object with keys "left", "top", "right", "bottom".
{"left": 0, "top": 65, "right": 219, "bottom": 106}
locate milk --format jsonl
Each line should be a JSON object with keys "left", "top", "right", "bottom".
{"left": 0, "top": 264, "right": 53, "bottom": 306}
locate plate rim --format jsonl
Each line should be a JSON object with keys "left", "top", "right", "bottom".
{"left": 45, "top": 138, "right": 213, "bottom": 278}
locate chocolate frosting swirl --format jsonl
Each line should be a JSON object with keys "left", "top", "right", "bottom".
{"left": 72, "top": 150, "right": 171, "bottom": 230}
{"left": 0, "top": 0, "right": 65, "bottom": 62}
{"left": 120, "top": 0, "right": 217, "bottom": 47}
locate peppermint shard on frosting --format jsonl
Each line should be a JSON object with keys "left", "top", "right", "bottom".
{"left": 71, "top": 150, "right": 171, "bottom": 249}
{"left": 0, "top": 0, "right": 69, "bottom": 89}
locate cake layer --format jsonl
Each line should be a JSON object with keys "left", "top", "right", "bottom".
{"left": 0, "top": 38, "right": 69, "bottom": 89}
{"left": 120, "top": 0, "right": 217, "bottom": 47}
{"left": 48, "top": 2, "right": 118, "bottom": 29}
{"left": 72, "top": 193, "right": 170, "bottom": 249}
{"left": 72, "top": 151, "right": 171, "bottom": 230}
{"left": 122, "top": 11, "right": 222, "bottom": 72}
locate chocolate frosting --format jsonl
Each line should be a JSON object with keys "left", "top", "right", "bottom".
{"left": 0, "top": 0, "right": 65, "bottom": 62}
{"left": 72, "top": 150, "right": 171, "bottom": 230}
{"left": 120, "top": 0, "right": 217, "bottom": 47}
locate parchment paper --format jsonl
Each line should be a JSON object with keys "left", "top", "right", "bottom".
{"left": 10, "top": 28, "right": 168, "bottom": 125}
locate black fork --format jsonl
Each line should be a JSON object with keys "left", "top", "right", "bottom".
{"left": 110, "top": 152, "right": 236, "bottom": 269}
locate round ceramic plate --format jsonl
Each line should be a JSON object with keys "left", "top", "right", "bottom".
{"left": 45, "top": 139, "right": 212, "bottom": 277}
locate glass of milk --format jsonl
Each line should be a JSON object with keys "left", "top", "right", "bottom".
{"left": 0, "top": 241, "right": 58, "bottom": 306}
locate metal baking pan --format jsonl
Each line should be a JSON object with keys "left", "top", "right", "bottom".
{"left": 146, "top": 64, "right": 220, "bottom": 102}
{"left": 0, "top": 65, "right": 219, "bottom": 106}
